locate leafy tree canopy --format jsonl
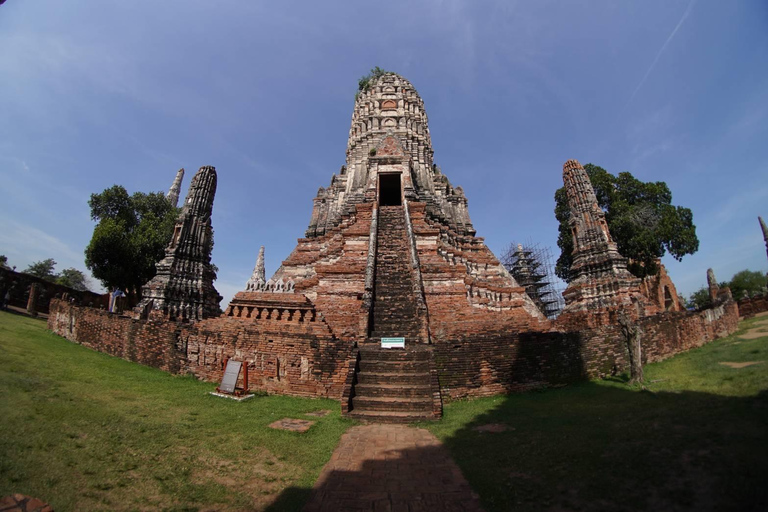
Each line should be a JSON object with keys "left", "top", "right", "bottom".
{"left": 24, "top": 258, "right": 57, "bottom": 281}
{"left": 686, "top": 287, "right": 712, "bottom": 310}
{"left": 725, "top": 269, "right": 767, "bottom": 301}
{"left": 56, "top": 268, "right": 90, "bottom": 292}
{"left": 85, "top": 185, "right": 178, "bottom": 294}
{"left": 555, "top": 164, "right": 699, "bottom": 282}
{"left": 0, "top": 255, "right": 8, "bottom": 268}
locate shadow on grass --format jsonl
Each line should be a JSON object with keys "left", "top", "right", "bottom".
{"left": 267, "top": 384, "right": 768, "bottom": 512}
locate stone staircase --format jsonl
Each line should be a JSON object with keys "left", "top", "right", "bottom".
{"left": 347, "top": 345, "right": 438, "bottom": 422}
{"left": 345, "top": 204, "right": 441, "bottom": 422}
{"left": 369, "top": 205, "right": 423, "bottom": 341}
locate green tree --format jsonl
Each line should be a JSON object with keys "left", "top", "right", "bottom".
{"left": 85, "top": 185, "right": 178, "bottom": 297}
{"left": 686, "top": 287, "right": 712, "bottom": 310}
{"left": 555, "top": 164, "right": 699, "bottom": 282}
{"left": 24, "top": 258, "right": 57, "bottom": 281}
{"left": 0, "top": 255, "right": 8, "bottom": 268}
{"left": 56, "top": 268, "right": 90, "bottom": 291}
{"left": 725, "top": 269, "right": 767, "bottom": 300}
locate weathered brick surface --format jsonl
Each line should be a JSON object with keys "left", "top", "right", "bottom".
{"left": 434, "top": 301, "right": 739, "bottom": 399}
{"left": 49, "top": 299, "right": 355, "bottom": 399}
{"left": 737, "top": 294, "right": 768, "bottom": 317}
{"left": 48, "top": 298, "right": 738, "bottom": 402}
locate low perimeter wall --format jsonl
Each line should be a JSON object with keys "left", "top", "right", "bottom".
{"left": 48, "top": 300, "right": 355, "bottom": 399}
{"left": 434, "top": 301, "right": 739, "bottom": 399}
{"left": 737, "top": 295, "right": 768, "bottom": 317}
{"left": 48, "top": 299, "right": 739, "bottom": 401}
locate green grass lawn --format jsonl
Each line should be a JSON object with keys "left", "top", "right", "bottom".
{"left": 0, "top": 311, "right": 355, "bottom": 511}
{"left": 423, "top": 315, "right": 768, "bottom": 512}
{"left": 3, "top": 309, "right": 768, "bottom": 511}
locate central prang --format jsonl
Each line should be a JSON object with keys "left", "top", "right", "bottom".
{"left": 231, "top": 72, "right": 545, "bottom": 349}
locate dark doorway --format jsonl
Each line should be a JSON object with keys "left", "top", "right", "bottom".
{"left": 379, "top": 174, "right": 402, "bottom": 206}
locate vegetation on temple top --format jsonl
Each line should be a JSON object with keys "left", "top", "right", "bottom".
{"left": 357, "top": 66, "right": 395, "bottom": 92}
{"left": 555, "top": 164, "right": 699, "bottom": 282}
{"left": 85, "top": 185, "right": 179, "bottom": 296}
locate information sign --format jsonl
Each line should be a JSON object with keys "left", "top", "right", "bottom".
{"left": 381, "top": 337, "right": 405, "bottom": 349}
{"left": 219, "top": 360, "right": 242, "bottom": 394}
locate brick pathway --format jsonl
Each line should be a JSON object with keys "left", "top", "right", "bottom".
{"left": 303, "top": 424, "right": 484, "bottom": 511}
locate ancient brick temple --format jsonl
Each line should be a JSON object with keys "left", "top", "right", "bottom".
{"left": 227, "top": 72, "right": 546, "bottom": 346}
{"left": 49, "top": 73, "right": 739, "bottom": 421}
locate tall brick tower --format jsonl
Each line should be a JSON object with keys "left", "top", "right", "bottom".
{"left": 137, "top": 165, "right": 221, "bottom": 321}
{"left": 760, "top": 216, "right": 768, "bottom": 264}
{"left": 229, "top": 73, "right": 544, "bottom": 345}
{"left": 560, "top": 159, "right": 641, "bottom": 314}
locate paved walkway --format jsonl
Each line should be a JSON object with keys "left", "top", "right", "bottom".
{"left": 303, "top": 424, "right": 484, "bottom": 512}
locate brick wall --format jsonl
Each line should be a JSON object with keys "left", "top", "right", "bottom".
{"left": 48, "top": 299, "right": 355, "bottom": 399}
{"left": 434, "top": 301, "right": 739, "bottom": 399}
{"left": 737, "top": 295, "right": 768, "bottom": 317}
{"left": 48, "top": 299, "right": 738, "bottom": 402}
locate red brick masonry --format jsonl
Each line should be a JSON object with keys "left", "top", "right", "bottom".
{"left": 48, "top": 299, "right": 738, "bottom": 401}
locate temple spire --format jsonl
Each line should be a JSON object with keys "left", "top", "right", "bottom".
{"left": 166, "top": 168, "right": 185, "bottom": 208}
{"left": 136, "top": 165, "right": 221, "bottom": 322}
{"left": 245, "top": 246, "right": 266, "bottom": 291}
{"left": 760, "top": 216, "right": 768, "bottom": 263}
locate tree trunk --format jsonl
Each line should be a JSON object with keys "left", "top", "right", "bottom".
{"left": 618, "top": 313, "right": 644, "bottom": 384}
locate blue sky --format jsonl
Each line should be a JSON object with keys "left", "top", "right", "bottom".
{"left": 1, "top": 0, "right": 767, "bottom": 307}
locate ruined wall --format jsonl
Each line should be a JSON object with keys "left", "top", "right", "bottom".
{"left": 49, "top": 298, "right": 738, "bottom": 402}
{"left": 434, "top": 301, "right": 739, "bottom": 399}
{"left": 48, "top": 299, "right": 355, "bottom": 399}
{"left": 48, "top": 300, "right": 185, "bottom": 373}
{"left": 1, "top": 267, "right": 106, "bottom": 313}
{"left": 737, "top": 294, "right": 768, "bottom": 317}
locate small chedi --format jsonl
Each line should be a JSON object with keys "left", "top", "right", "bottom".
{"left": 49, "top": 72, "right": 738, "bottom": 421}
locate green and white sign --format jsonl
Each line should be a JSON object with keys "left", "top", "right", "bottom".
{"left": 381, "top": 337, "right": 405, "bottom": 349}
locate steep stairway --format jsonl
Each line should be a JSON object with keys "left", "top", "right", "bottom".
{"left": 369, "top": 205, "right": 422, "bottom": 341}
{"left": 347, "top": 345, "right": 438, "bottom": 422}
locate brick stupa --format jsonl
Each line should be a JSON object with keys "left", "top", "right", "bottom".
{"left": 227, "top": 73, "right": 546, "bottom": 346}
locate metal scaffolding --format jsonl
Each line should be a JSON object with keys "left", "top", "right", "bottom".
{"left": 501, "top": 240, "right": 565, "bottom": 319}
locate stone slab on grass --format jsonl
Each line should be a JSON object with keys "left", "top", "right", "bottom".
{"left": 719, "top": 361, "right": 763, "bottom": 369}
{"left": 305, "top": 409, "right": 332, "bottom": 417}
{"left": 0, "top": 494, "right": 54, "bottom": 512}
{"left": 268, "top": 418, "right": 315, "bottom": 433}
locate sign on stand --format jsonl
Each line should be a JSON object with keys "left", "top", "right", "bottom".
{"left": 218, "top": 360, "right": 242, "bottom": 394}
{"left": 381, "top": 337, "right": 405, "bottom": 349}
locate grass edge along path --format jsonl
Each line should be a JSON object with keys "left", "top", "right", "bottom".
{"left": 422, "top": 314, "right": 768, "bottom": 512}
{"left": 0, "top": 311, "right": 356, "bottom": 511}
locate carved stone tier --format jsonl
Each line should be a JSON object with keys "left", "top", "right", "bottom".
{"left": 305, "top": 73, "right": 474, "bottom": 238}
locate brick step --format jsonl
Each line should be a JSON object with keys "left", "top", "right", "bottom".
{"left": 346, "top": 410, "right": 436, "bottom": 423}
{"left": 356, "top": 371, "right": 431, "bottom": 385}
{"left": 369, "top": 333, "right": 421, "bottom": 341}
{"left": 354, "top": 383, "right": 432, "bottom": 398}
{"left": 358, "top": 360, "right": 430, "bottom": 373}
{"left": 358, "top": 348, "right": 431, "bottom": 361}
{"left": 352, "top": 396, "right": 433, "bottom": 413}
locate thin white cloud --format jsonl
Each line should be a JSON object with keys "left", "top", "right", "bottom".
{"left": 624, "top": 0, "right": 697, "bottom": 109}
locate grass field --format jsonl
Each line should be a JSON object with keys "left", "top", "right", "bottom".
{"left": 0, "top": 310, "right": 354, "bottom": 511}
{"left": 424, "top": 314, "right": 768, "bottom": 511}
{"left": 2, "top": 309, "right": 767, "bottom": 511}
